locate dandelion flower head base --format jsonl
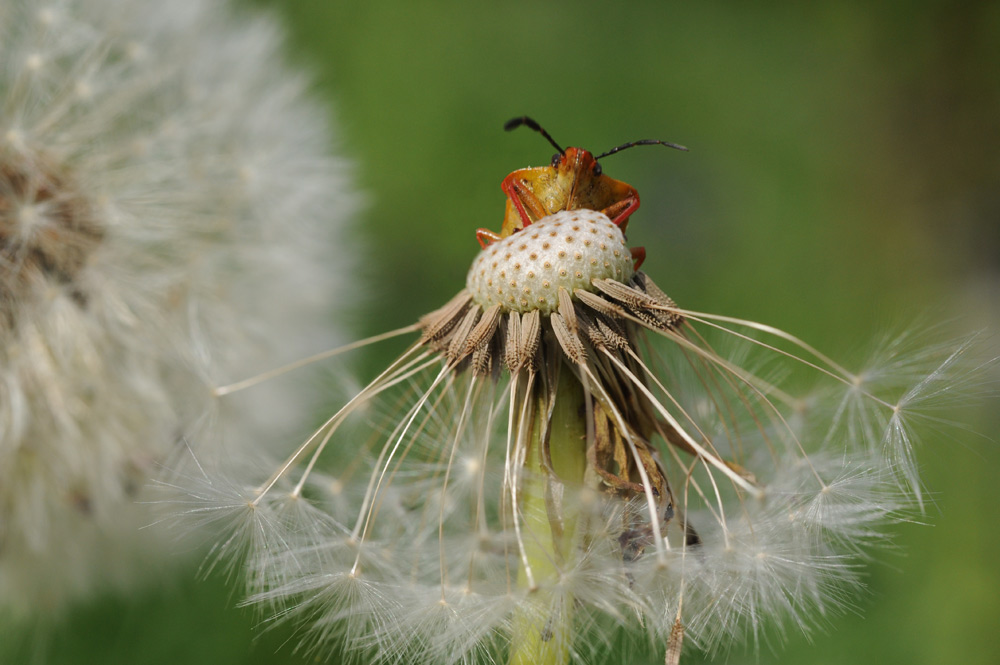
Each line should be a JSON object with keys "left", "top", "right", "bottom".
{"left": 428, "top": 207, "right": 692, "bottom": 554}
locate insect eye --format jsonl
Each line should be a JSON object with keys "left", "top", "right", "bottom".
{"left": 550, "top": 153, "right": 561, "bottom": 168}
{"left": 593, "top": 162, "right": 603, "bottom": 177}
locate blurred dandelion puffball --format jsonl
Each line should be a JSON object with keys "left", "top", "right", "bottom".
{"left": 0, "top": 0, "right": 356, "bottom": 613}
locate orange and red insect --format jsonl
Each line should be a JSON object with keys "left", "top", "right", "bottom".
{"left": 476, "top": 116, "right": 687, "bottom": 270}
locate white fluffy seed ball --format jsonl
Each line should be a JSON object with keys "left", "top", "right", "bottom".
{"left": 467, "top": 209, "right": 634, "bottom": 314}
{"left": 0, "top": 0, "right": 358, "bottom": 614}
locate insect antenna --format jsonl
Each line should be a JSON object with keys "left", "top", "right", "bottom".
{"left": 504, "top": 116, "right": 565, "bottom": 155}
{"left": 596, "top": 138, "right": 689, "bottom": 160}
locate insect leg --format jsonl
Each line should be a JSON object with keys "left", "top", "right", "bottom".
{"left": 475, "top": 228, "right": 502, "bottom": 249}
{"left": 630, "top": 246, "right": 646, "bottom": 271}
{"left": 501, "top": 174, "right": 549, "bottom": 229}
{"left": 601, "top": 193, "right": 641, "bottom": 231}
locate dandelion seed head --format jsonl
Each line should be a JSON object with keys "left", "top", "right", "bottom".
{"left": 0, "top": 0, "right": 357, "bottom": 614}
{"left": 187, "top": 131, "right": 980, "bottom": 663}
{"left": 200, "top": 301, "right": 976, "bottom": 661}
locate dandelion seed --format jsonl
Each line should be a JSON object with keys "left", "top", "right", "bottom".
{"left": 0, "top": 0, "right": 357, "bottom": 614}
{"left": 195, "top": 148, "right": 978, "bottom": 662}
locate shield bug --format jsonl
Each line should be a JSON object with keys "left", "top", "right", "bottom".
{"left": 476, "top": 116, "right": 687, "bottom": 270}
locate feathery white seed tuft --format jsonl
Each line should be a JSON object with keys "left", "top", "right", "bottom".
{"left": 466, "top": 210, "right": 634, "bottom": 314}
{"left": 183, "top": 285, "right": 980, "bottom": 663}
{"left": 0, "top": 0, "right": 357, "bottom": 614}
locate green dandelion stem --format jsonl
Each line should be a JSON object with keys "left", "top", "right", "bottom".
{"left": 509, "top": 363, "right": 587, "bottom": 665}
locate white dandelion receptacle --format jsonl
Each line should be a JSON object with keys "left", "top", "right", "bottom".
{"left": 467, "top": 210, "right": 634, "bottom": 314}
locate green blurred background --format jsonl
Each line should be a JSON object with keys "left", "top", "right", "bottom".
{"left": 4, "top": 1, "right": 998, "bottom": 663}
